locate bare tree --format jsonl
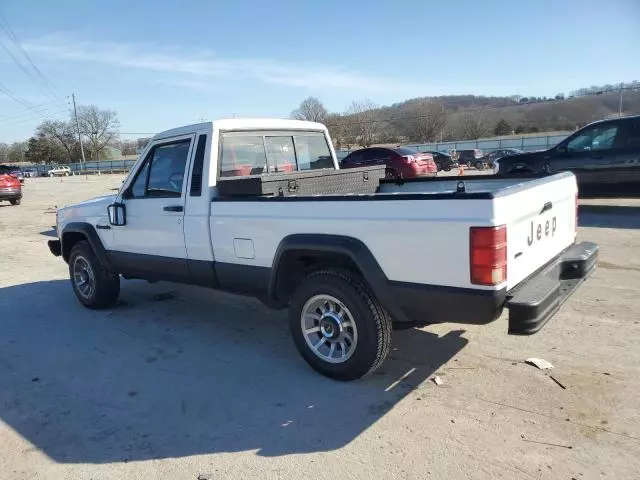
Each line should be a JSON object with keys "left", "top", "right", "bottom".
{"left": 453, "top": 111, "right": 489, "bottom": 140}
{"left": 346, "top": 99, "right": 380, "bottom": 147}
{"left": 291, "top": 97, "right": 328, "bottom": 123}
{"left": 0, "top": 143, "right": 9, "bottom": 163}
{"left": 324, "top": 113, "right": 347, "bottom": 149}
{"left": 77, "top": 105, "right": 120, "bottom": 161}
{"left": 401, "top": 100, "right": 446, "bottom": 142}
{"left": 37, "top": 120, "right": 78, "bottom": 161}
{"left": 6, "top": 142, "right": 27, "bottom": 163}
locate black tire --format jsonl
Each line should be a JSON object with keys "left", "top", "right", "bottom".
{"left": 9, "top": 199, "right": 21, "bottom": 206}
{"left": 443, "top": 165, "right": 452, "bottom": 172}
{"left": 68, "top": 240, "right": 120, "bottom": 309}
{"left": 385, "top": 168, "right": 400, "bottom": 180}
{"left": 435, "top": 162, "right": 442, "bottom": 172}
{"left": 289, "top": 269, "right": 392, "bottom": 381}
{"left": 474, "top": 161, "right": 485, "bottom": 170}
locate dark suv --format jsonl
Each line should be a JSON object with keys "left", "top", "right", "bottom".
{"left": 456, "top": 149, "right": 484, "bottom": 169}
{"left": 495, "top": 115, "right": 640, "bottom": 191}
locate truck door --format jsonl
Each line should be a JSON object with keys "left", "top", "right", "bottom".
{"left": 110, "top": 135, "right": 194, "bottom": 279}
{"left": 550, "top": 122, "right": 620, "bottom": 187}
{"left": 610, "top": 118, "right": 640, "bottom": 187}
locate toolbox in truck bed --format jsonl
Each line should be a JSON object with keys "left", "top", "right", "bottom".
{"left": 216, "top": 165, "right": 385, "bottom": 197}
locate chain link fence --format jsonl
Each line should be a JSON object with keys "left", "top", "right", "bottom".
{"left": 336, "top": 132, "right": 571, "bottom": 160}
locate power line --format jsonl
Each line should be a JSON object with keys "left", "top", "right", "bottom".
{"left": 0, "top": 9, "right": 65, "bottom": 103}
{"left": 0, "top": 83, "right": 47, "bottom": 115}
{"left": 119, "top": 132, "right": 157, "bottom": 135}
{"left": 0, "top": 38, "right": 52, "bottom": 101}
{"left": 0, "top": 100, "right": 67, "bottom": 122}
{"left": 3, "top": 108, "right": 69, "bottom": 127}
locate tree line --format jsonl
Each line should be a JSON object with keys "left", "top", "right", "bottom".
{"left": 0, "top": 105, "right": 149, "bottom": 165}
{"left": 291, "top": 82, "right": 640, "bottom": 148}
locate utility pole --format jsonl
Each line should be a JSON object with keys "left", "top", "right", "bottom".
{"left": 619, "top": 85, "right": 623, "bottom": 117}
{"left": 72, "top": 93, "right": 86, "bottom": 167}
{"left": 439, "top": 103, "right": 445, "bottom": 143}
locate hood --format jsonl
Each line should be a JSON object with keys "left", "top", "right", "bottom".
{"left": 72, "top": 193, "right": 118, "bottom": 208}
{"left": 57, "top": 194, "right": 117, "bottom": 229}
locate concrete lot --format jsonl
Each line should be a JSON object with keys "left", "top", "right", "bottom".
{"left": 1, "top": 175, "right": 639, "bottom": 480}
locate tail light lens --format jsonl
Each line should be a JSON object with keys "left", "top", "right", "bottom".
{"left": 470, "top": 225, "right": 507, "bottom": 286}
{"left": 402, "top": 155, "right": 415, "bottom": 164}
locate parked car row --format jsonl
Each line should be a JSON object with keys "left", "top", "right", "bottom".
{"left": 0, "top": 165, "right": 72, "bottom": 179}
{"left": 338, "top": 146, "right": 527, "bottom": 175}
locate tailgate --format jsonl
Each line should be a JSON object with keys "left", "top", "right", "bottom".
{"left": 499, "top": 174, "right": 578, "bottom": 290}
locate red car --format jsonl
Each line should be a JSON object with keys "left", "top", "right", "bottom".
{"left": 340, "top": 147, "right": 437, "bottom": 179}
{"left": 0, "top": 170, "right": 22, "bottom": 206}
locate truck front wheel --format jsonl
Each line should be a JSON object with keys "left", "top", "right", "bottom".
{"left": 289, "top": 269, "right": 392, "bottom": 381}
{"left": 68, "top": 240, "right": 120, "bottom": 309}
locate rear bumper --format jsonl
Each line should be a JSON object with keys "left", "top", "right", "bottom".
{"left": 402, "top": 166, "right": 437, "bottom": 178}
{"left": 386, "top": 241, "right": 597, "bottom": 331}
{"left": 0, "top": 187, "right": 22, "bottom": 200}
{"left": 506, "top": 241, "right": 598, "bottom": 335}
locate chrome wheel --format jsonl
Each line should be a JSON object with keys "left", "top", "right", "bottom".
{"left": 301, "top": 294, "right": 358, "bottom": 364}
{"left": 73, "top": 255, "right": 95, "bottom": 299}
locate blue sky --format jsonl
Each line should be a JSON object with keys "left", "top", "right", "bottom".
{"left": 1, "top": 0, "right": 639, "bottom": 142}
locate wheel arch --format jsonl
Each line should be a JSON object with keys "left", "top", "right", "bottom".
{"left": 61, "top": 222, "right": 112, "bottom": 269}
{"left": 268, "top": 234, "right": 408, "bottom": 322}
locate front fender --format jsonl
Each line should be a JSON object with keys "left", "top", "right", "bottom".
{"left": 60, "top": 222, "right": 112, "bottom": 269}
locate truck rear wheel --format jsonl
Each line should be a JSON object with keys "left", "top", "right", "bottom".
{"left": 289, "top": 269, "right": 392, "bottom": 381}
{"left": 68, "top": 240, "right": 120, "bottom": 309}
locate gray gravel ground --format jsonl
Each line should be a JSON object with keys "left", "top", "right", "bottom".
{"left": 1, "top": 175, "right": 639, "bottom": 480}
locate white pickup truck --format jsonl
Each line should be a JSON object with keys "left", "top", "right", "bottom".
{"left": 49, "top": 119, "right": 598, "bottom": 380}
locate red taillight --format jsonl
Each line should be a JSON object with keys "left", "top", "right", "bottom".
{"left": 470, "top": 225, "right": 507, "bottom": 286}
{"left": 402, "top": 155, "right": 415, "bottom": 164}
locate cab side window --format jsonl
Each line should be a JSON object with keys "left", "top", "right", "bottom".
{"left": 567, "top": 124, "right": 619, "bottom": 152}
{"left": 129, "top": 139, "right": 191, "bottom": 198}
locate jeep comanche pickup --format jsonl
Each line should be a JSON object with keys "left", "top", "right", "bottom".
{"left": 49, "top": 119, "right": 598, "bottom": 380}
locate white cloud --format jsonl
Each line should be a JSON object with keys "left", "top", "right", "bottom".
{"left": 22, "top": 34, "right": 416, "bottom": 93}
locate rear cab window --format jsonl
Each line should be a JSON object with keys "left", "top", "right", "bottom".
{"left": 219, "top": 130, "right": 333, "bottom": 178}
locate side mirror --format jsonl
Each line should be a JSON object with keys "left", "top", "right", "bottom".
{"left": 108, "top": 203, "right": 126, "bottom": 226}
{"left": 557, "top": 145, "right": 568, "bottom": 154}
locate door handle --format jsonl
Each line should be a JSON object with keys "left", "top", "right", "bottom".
{"left": 163, "top": 205, "right": 183, "bottom": 212}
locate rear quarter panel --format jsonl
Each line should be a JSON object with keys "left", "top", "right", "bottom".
{"left": 210, "top": 198, "right": 497, "bottom": 290}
